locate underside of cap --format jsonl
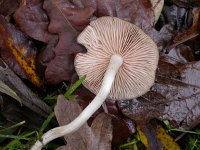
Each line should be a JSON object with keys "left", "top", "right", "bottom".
{"left": 75, "top": 16, "right": 159, "bottom": 100}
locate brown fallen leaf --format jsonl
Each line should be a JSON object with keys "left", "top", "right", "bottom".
{"left": 118, "top": 44, "right": 200, "bottom": 130}
{"left": 55, "top": 95, "right": 113, "bottom": 150}
{"left": 14, "top": 0, "right": 54, "bottom": 43}
{"left": 41, "top": 0, "right": 94, "bottom": 84}
{"left": 0, "top": 15, "right": 42, "bottom": 87}
{"left": 13, "top": 0, "right": 58, "bottom": 69}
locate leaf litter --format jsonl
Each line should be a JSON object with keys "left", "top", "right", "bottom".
{"left": 0, "top": 0, "right": 200, "bottom": 149}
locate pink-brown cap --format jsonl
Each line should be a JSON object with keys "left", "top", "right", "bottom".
{"left": 75, "top": 16, "right": 159, "bottom": 100}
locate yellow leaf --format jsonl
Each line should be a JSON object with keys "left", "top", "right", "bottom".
{"left": 156, "top": 125, "right": 180, "bottom": 150}
{"left": 6, "top": 38, "right": 42, "bottom": 87}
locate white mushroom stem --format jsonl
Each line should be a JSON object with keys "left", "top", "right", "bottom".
{"left": 31, "top": 54, "right": 123, "bottom": 150}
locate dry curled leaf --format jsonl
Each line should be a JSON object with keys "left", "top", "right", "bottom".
{"left": 0, "top": 15, "right": 42, "bottom": 87}
{"left": 55, "top": 95, "right": 113, "bottom": 150}
{"left": 150, "top": 0, "right": 164, "bottom": 25}
{"left": 0, "top": 80, "right": 21, "bottom": 104}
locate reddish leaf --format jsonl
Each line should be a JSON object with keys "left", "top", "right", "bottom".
{"left": 14, "top": 0, "right": 54, "bottom": 43}
{"left": 40, "top": 0, "right": 95, "bottom": 84}
{"left": 0, "top": 16, "right": 42, "bottom": 87}
{"left": 0, "top": 0, "right": 21, "bottom": 16}
{"left": 13, "top": 0, "right": 58, "bottom": 70}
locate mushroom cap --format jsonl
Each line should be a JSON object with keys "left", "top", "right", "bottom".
{"left": 75, "top": 16, "right": 159, "bottom": 100}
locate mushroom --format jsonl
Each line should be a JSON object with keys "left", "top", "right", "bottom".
{"left": 31, "top": 16, "right": 159, "bottom": 150}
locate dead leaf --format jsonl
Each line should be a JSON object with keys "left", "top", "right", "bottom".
{"left": 167, "top": 8, "right": 200, "bottom": 50}
{"left": 156, "top": 125, "right": 180, "bottom": 150}
{"left": 0, "top": 15, "right": 42, "bottom": 87}
{"left": 14, "top": 0, "right": 54, "bottom": 43}
{"left": 0, "top": 0, "right": 21, "bottom": 16}
{"left": 118, "top": 44, "right": 200, "bottom": 130}
{"left": 40, "top": 0, "right": 94, "bottom": 84}
{"left": 171, "top": 0, "right": 200, "bottom": 8}
{"left": 13, "top": 0, "right": 59, "bottom": 69}
{"left": 137, "top": 121, "right": 180, "bottom": 150}
{"left": 150, "top": 0, "right": 164, "bottom": 25}
{"left": 0, "top": 80, "right": 21, "bottom": 104}
{"left": 55, "top": 95, "right": 113, "bottom": 150}
{"left": 38, "top": 36, "right": 58, "bottom": 67}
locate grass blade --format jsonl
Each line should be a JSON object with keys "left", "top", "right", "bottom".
{"left": 0, "top": 121, "right": 25, "bottom": 133}
{"left": 39, "top": 112, "right": 55, "bottom": 137}
{"left": 0, "top": 134, "right": 29, "bottom": 140}
{"left": 64, "top": 75, "right": 86, "bottom": 100}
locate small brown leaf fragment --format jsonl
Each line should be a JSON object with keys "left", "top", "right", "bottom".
{"left": 90, "top": 113, "right": 113, "bottom": 150}
{"left": 55, "top": 95, "right": 113, "bottom": 150}
{"left": 45, "top": 55, "right": 75, "bottom": 84}
{"left": 0, "top": 15, "right": 42, "bottom": 87}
